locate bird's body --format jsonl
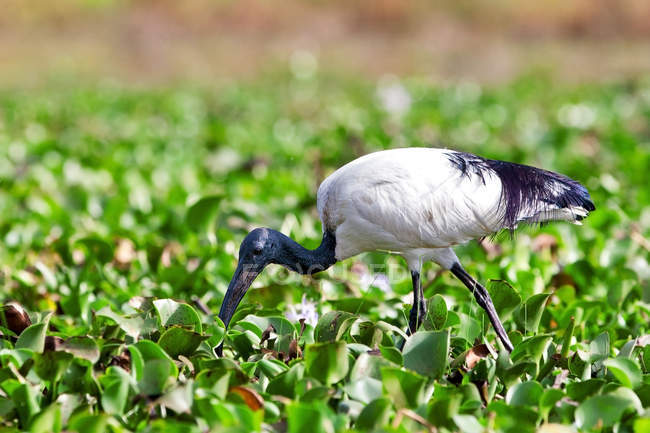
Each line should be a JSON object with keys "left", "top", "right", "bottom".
{"left": 317, "top": 148, "right": 593, "bottom": 270}
{"left": 218, "top": 147, "right": 594, "bottom": 354}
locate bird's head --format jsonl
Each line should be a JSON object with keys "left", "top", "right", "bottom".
{"left": 218, "top": 228, "right": 275, "bottom": 329}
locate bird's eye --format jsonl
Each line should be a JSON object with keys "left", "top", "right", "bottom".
{"left": 253, "top": 246, "right": 263, "bottom": 256}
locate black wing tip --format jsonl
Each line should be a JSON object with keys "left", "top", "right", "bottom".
{"left": 445, "top": 150, "right": 595, "bottom": 227}
{"left": 567, "top": 182, "right": 595, "bottom": 213}
{"left": 583, "top": 198, "right": 596, "bottom": 212}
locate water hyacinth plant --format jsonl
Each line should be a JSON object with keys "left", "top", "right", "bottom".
{"left": 0, "top": 74, "right": 648, "bottom": 432}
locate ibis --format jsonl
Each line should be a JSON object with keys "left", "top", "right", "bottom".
{"left": 218, "top": 147, "right": 595, "bottom": 353}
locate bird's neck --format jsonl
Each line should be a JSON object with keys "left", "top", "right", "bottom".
{"left": 273, "top": 230, "right": 337, "bottom": 275}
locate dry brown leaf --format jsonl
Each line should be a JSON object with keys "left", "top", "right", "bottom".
{"left": 288, "top": 339, "right": 301, "bottom": 360}
{"left": 550, "top": 272, "right": 576, "bottom": 289}
{"left": 533, "top": 233, "right": 558, "bottom": 252}
{"left": 1, "top": 302, "right": 32, "bottom": 335}
{"left": 114, "top": 238, "right": 136, "bottom": 266}
{"left": 110, "top": 351, "right": 132, "bottom": 372}
{"left": 161, "top": 242, "right": 183, "bottom": 267}
{"left": 44, "top": 335, "right": 65, "bottom": 351}
{"left": 230, "top": 386, "right": 264, "bottom": 411}
{"left": 465, "top": 344, "right": 491, "bottom": 369}
{"left": 260, "top": 324, "right": 276, "bottom": 346}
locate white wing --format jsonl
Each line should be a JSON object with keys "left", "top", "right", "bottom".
{"left": 317, "top": 148, "right": 504, "bottom": 260}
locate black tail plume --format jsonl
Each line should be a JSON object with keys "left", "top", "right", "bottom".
{"left": 447, "top": 151, "right": 595, "bottom": 229}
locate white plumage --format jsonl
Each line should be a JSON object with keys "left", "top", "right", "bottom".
{"left": 317, "top": 147, "right": 592, "bottom": 272}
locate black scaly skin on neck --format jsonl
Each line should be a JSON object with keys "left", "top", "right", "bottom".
{"left": 270, "top": 229, "right": 337, "bottom": 275}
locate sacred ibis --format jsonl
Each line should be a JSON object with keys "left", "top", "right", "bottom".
{"left": 218, "top": 147, "right": 595, "bottom": 353}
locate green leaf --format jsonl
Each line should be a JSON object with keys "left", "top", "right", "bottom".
{"left": 153, "top": 299, "right": 203, "bottom": 332}
{"left": 379, "top": 345, "right": 403, "bottom": 366}
{"left": 500, "top": 361, "right": 537, "bottom": 387}
{"left": 575, "top": 394, "right": 638, "bottom": 430}
{"left": 60, "top": 336, "right": 100, "bottom": 363}
{"left": 186, "top": 194, "right": 222, "bottom": 233}
{"left": 427, "top": 294, "right": 447, "bottom": 330}
{"left": 133, "top": 339, "right": 177, "bottom": 363}
{"left": 355, "top": 321, "right": 384, "bottom": 347}
{"left": 158, "top": 326, "right": 206, "bottom": 358}
{"left": 101, "top": 369, "right": 131, "bottom": 415}
{"left": 130, "top": 340, "right": 178, "bottom": 396}
{"left": 287, "top": 401, "right": 341, "bottom": 433}
{"left": 304, "top": 341, "right": 349, "bottom": 385}
{"left": 245, "top": 315, "right": 296, "bottom": 336}
{"left": 380, "top": 367, "right": 427, "bottom": 409}
{"left": 517, "top": 293, "right": 550, "bottom": 334}
{"left": 96, "top": 307, "right": 145, "bottom": 339}
{"left": 157, "top": 381, "right": 194, "bottom": 414}
{"left": 604, "top": 357, "right": 642, "bottom": 389}
{"left": 643, "top": 345, "right": 650, "bottom": 373}
{"left": 267, "top": 364, "right": 304, "bottom": 399}
{"left": 456, "top": 313, "right": 481, "bottom": 344}
{"left": 488, "top": 280, "right": 521, "bottom": 319}
{"left": 590, "top": 332, "right": 610, "bottom": 366}
{"left": 11, "top": 383, "right": 40, "bottom": 428}
{"left": 139, "top": 358, "right": 178, "bottom": 396}
{"left": 618, "top": 338, "right": 637, "bottom": 358}
{"left": 15, "top": 312, "right": 52, "bottom": 353}
{"left": 343, "top": 376, "right": 382, "bottom": 404}
{"left": 355, "top": 398, "right": 392, "bottom": 431}
{"left": 403, "top": 330, "right": 450, "bottom": 379}
{"left": 30, "top": 403, "right": 62, "bottom": 433}
{"left": 257, "top": 358, "right": 289, "bottom": 378}
{"left": 350, "top": 352, "right": 395, "bottom": 381}
{"left": 375, "top": 321, "right": 409, "bottom": 340}
{"left": 505, "top": 381, "right": 543, "bottom": 407}
{"left": 453, "top": 414, "right": 484, "bottom": 433}
{"left": 487, "top": 400, "right": 538, "bottom": 431}
{"left": 128, "top": 345, "right": 144, "bottom": 381}
{"left": 560, "top": 315, "right": 575, "bottom": 358}
{"left": 34, "top": 351, "right": 74, "bottom": 383}
{"left": 511, "top": 334, "right": 553, "bottom": 364}
{"left": 206, "top": 317, "right": 226, "bottom": 348}
{"left": 427, "top": 388, "right": 462, "bottom": 430}
{"left": 566, "top": 379, "right": 606, "bottom": 402}
{"left": 67, "top": 412, "right": 109, "bottom": 433}
{"left": 75, "top": 237, "right": 114, "bottom": 263}
{"left": 314, "top": 311, "right": 356, "bottom": 342}
{"left": 539, "top": 388, "right": 564, "bottom": 420}
{"left": 609, "top": 385, "right": 643, "bottom": 413}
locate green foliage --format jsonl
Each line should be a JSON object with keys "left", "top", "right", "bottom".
{"left": 0, "top": 74, "right": 649, "bottom": 431}
{"left": 402, "top": 330, "right": 450, "bottom": 379}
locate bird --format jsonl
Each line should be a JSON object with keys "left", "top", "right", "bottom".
{"left": 218, "top": 147, "right": 595, "bottom": 354}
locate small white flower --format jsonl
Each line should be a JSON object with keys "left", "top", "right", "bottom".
{"left": 285, "top": 294, "right": 319, "bottom": 326}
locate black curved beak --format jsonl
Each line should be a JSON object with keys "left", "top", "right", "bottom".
{"left": 216, "top": 261, "right": 263, "bottom": 355}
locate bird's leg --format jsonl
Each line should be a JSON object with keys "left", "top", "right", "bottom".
{"left": 407, "top": 270, "right": 426, "bottom": 335}
{"left": 450, "top": 263, "right": 514, "bottom": 352}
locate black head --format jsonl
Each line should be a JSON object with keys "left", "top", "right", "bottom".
{"left": 237, "top": 227, "right": 277, "bottom": 268}
{"left": 217, "top": 228, "right": 276, "bottom": 331}
{"left": 216, "top": 227, "right": 337, "bottom": 356}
